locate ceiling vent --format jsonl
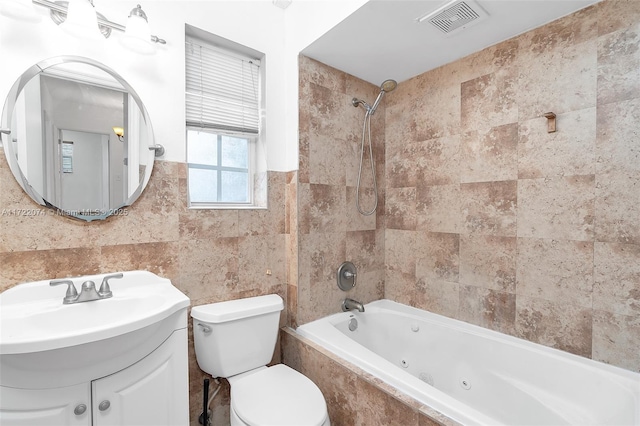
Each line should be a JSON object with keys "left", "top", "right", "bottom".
{"left": 416, "top": 0, "right": 489, "bottom": 35}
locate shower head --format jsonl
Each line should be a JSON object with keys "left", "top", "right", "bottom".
{"left": 352, "top": 79, "right": 397, "bottom": 115}
{"left": 380, "top": 79, "right": 398, "bottom": 93}
{"left": 370, "top": 79, "right": 397, "bottom": 115}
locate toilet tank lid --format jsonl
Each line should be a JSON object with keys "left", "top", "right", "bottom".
{"left": 191, "top": 294, "right": 283, "bottom": 323}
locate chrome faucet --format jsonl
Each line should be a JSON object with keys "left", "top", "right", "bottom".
{"left": 50, "top": 273, "right": 123, "bottom": 304}
{"left": 342, "top": 298, "right": 365, "bottom": 313}
{"left": 49, "top": 279, "right": 78, "bottom": 304}
{"left": 98, "top": 273, "right": 122, "bottom": 298}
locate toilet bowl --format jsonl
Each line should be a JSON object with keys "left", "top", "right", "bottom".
{"left": 229, "top": 365, "right": 330, "bottom": 426}
{"left": 191, "top": 295, "right": 330, "bottom": 426}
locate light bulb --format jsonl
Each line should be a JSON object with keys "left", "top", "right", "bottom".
{"left": 121, "top": 4, "right": 154, "bottom": 55}
{"left": 60, "top": 0, "right": 102, "bottom": 41}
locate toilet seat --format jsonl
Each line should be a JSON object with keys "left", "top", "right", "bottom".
{"left": 231, "top": 364, "right": 328, "bottom": 426}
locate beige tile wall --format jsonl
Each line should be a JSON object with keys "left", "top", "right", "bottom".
{"left": 0, "top": 155, "right": 288, "bottom": 424}
{"left": 294, "top": 0, "right": 639, "bottom": 373}
{"left": 293, "top": 56, "right": 386, "bottom": 326}
{"left": 383, "top": 0, "right": 640, "bottom": 371}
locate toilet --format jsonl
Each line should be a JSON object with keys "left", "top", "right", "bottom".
{"left": 191, "top": 294, "right": 331, "bottom": 426}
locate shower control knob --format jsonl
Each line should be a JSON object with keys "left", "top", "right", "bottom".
{"left": 98, "top": 400, "right": 111, "bottom": 411}
{"left": 74, "top": 404, "right": 87, "bottom": 415}
{"left": 337, "top": 261, "right": 357, "bottom": 291}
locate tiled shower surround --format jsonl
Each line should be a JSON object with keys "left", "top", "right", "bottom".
{"left": 1, "top": 0, "right": 639, "bottom": 424}
{"left": 293, "top": 55, "right": 387, "bottom": 327}
{"left": 380, "top": 0, "right": 640, "bottom": 370}
{"left": 287, "top": 0, "right": 640, "bottom": 423}
{"left": 295, "top": 0, "right": 640, "bottom": 373}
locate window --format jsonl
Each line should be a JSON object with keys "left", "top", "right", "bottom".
{"left": 185, "top": 27, "right": 263, "bottom": 207}
{"left": 187, "top": 131, "right": 249, "bottom": 203}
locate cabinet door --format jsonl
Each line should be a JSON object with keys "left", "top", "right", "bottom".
{"left": 92, "top": 329, "right": 189, "bottom": 426}
{"left": 0, "top": 383, "right": 90, "bottom": 426}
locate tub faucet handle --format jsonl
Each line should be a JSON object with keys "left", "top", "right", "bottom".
{"left": 337, "top": 261, "right": 357, "bottom": 291}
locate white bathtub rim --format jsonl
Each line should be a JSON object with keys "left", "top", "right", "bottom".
{"left": 297, "top": 303, "right": 495, "bottom": 425}
{"left": 330, "top": 299, "right": 638, "bottom": 380}
{"left": 296, "top": 299, "right": 640, "bottom": 426}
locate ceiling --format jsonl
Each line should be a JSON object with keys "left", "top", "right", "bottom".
{"left": 301, "top": 0, "right": 602, "bottom": 85}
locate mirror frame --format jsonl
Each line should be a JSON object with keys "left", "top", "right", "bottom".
{"left": 1, "top": 56, "right": 156, "bottom": 221}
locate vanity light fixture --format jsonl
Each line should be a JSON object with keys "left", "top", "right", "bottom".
{"left": 121, "top": 4, "right": 153, "bottom": 55}
{"left": 112, "top": 126, "right": 124, "bottom": 142}
{"left": 59, "top": 0, "right": 102, "bottom": 41}
{"left": 30, "top": 0, "right": 166, "bottom": 50}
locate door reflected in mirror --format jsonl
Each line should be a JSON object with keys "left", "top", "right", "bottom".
{"left": 58, "top": 130, "right": 109, "bottom": 212}
{"left": 1, "top": 57, "right": 156, "bottom": 221}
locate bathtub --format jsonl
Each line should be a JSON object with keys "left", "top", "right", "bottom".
{"left": 296, "top": 299, "right": 640, "bottom": 426}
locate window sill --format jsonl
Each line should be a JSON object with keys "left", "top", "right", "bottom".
{"left": 188, "top": 204, "right": 268, "bottom": 211}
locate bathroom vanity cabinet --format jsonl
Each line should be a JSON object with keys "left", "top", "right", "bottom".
{"left": 0, "top": 383, "right": 89, "bottom": 425}
{"left": 0, "top": 271, "right": 191, "bottom": 426}
{"left": 91, "top": 329, "right": 187, "bottom": 426}
{"left": 0, "top": 328, "right": 188, "bottom": 426}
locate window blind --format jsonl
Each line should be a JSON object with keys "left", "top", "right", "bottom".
{"left": 185, "top": 39, "right": 260, "bottom": 135}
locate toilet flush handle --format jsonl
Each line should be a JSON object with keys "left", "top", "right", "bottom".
{"left": 197, "top": 323, "right": 212, "bottom": 334}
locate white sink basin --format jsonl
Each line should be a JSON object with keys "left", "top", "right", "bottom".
{"left": 1, "top": 271, "right": 190, "bottom": 421}
{"left": 0, "top": 271, "right": 190, "bottom": 355}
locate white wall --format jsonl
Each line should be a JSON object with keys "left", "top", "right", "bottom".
{"left": 0, "top": 0, "right": 366, "bottom": 172}
{"left": 282, "top": 0, "right": 368, "bottom": 169}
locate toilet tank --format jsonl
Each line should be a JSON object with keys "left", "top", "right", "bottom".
{"left": 191, "top": 294, "right": 284, "bottom": 378}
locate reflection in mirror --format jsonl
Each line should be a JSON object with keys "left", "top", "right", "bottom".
{"left": 1, "top": 57, "right": 156, "bottom": 221}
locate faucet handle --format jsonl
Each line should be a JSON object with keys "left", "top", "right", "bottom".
{"left": 50, "top": 279, "right": 78, "bottom": 304}
{"left": 337, "top": 261, "right": 357, "bottom": 291}
{"left": 99, "top": 273, "right": 123, "bottom": 298}
{"left": 343, "top": 270, "right": 357, "bottom": 279}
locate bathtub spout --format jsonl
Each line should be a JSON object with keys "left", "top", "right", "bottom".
{"left": 342, "top": 298, "right": 365, "bottom": 312}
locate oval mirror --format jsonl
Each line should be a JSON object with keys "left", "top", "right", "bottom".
{"left": 0, "top": 56, "right": 157, "bottom": 221}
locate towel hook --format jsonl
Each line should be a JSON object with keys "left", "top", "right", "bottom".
{"left": 544, "top": 112, "right": 557, "bottom": 133}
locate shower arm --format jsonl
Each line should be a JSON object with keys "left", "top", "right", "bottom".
{"left": 352, "top": 97, "right": 371, "bottom": 112}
